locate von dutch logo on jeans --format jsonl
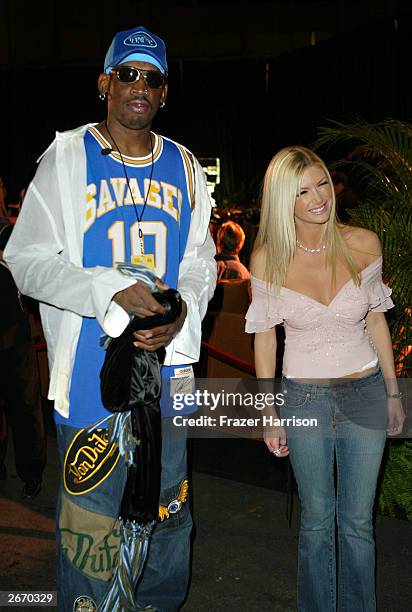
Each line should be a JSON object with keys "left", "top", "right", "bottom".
{"left": 63, "top": 428, "right": 120, "bottom": 495}
{"left": 60, "top": 496, "right": 121, "bottom": 581}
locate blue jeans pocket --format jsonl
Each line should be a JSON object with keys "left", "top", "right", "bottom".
{"left": 347, "top": 377, "right": 387, "bottom": 431}
{"left": 283, "top": 384, "right": 312, "bottom": 410}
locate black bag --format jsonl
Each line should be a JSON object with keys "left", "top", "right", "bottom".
{"left": 99, "top": 288, "right": 182, "bottom": 523}
{"left": 100, "top": 289, "right": 182, "bottom": 413}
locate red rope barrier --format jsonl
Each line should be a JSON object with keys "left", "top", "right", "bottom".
{"left": 201, "top": 340, "right": 255, "bottom": 376}
{"left": 33, "top": 339, "right": 256, "bottom": 375}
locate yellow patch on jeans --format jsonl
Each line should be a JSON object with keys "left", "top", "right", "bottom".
{"left": 63, "top": 427, "right": 120, "bottom": 495}
{"left": 158, "top": 479, "right": 189, "bottom": 521}
{"left": 59, "top": 495, "right": 120, "bottom": 581}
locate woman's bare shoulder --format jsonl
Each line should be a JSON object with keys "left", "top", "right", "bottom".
{"left": 250, "top": 246, "right": 267, "bottom": 279}
{"left": 340, "top": 225, "right": 382, "bottom": 260}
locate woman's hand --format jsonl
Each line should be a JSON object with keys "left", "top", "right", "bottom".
{"left": 264, "top": 426, "right": 289, "bottom": 458}
{"left": 387, "top": 397, "right": 406, "bottom": 436}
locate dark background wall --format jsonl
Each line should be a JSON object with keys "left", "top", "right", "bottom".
{"left": 1, "top": 0, "right": 411, "bottom": 203}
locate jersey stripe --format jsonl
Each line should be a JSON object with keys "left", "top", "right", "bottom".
{"left": 174, "top": 143, "right": 195, "bottom": 208}
{"left": 88, "top": 126, "right": 163, "bottom": 167}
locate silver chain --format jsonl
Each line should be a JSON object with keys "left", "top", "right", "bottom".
{"left": 296, "top": 240, "right": 326, "bottom": 254}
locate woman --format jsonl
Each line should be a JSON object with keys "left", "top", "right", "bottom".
{"left": 245, "top": 146, "right": 405, "bottom": 611}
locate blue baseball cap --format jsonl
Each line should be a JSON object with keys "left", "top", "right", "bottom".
{"left": 104, "top": 26, "right": 168, "bottom": 75}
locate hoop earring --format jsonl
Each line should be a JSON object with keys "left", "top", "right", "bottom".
{"left": 99, "top": 92, "right": 107, "bottom": 101}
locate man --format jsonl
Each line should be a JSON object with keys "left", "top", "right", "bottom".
{"left": 0, "top": 177, "right": 8, "bottom": 216}
{"left": 215, "top": 221, "right": 250, "bottom": 281}
{"left": 5, "top": 26, "right": 216, "bottom": 612}
{"left": 0, "top": 219, "right": 46, "bottom": 497}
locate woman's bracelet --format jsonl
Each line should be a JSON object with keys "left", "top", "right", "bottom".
{"left": 387, "top": 392, "right": 402, "bottom": 399}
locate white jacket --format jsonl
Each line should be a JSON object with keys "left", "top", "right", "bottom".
{"left": 4, "top": 124, "right": 216, "bottom": 417}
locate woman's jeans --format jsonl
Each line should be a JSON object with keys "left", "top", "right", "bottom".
{"left": 282, "top": 370, "right": 387, "bottom": 612}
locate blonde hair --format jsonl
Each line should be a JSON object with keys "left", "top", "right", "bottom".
{"left": 254, "top": 145, "right": 360, "bottom": 293}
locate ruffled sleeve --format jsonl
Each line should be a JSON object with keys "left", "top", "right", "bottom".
{"left": 245, "top": 276, "right": 285, "bottom": 333}
{"left": 369, "top": 281, "right": 394, "bottom": 312}
{"left": 363, "top": 257, "right": 395, "bottom": 312}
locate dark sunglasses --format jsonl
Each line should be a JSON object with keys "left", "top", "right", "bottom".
{"left": 111, "top": 65, "right": 166, "bottom": 89}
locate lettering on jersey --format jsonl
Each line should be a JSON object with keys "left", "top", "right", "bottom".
{"left": 146, "top": 179, "right": 162, "bottom": 208}
{"left": 85, "top": 184, "right": 97, "bottom": 232}
{"left": 161, "top": 181, "right": 180, "bottom": 220}
{"left": 110, "top": 177, "right": 127, "bottom": 207}
{"left": 124, "top": 178, "right": 144, "bottom": 206}
{"left": 85, "top": 178, "right": 181, "bottom": 231}
{"left": 96, "top": 180, "right": 116, "bottom": 218}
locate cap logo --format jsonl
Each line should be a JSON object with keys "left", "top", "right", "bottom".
{"left": 124, "top": 31, "right": 157, "bottom": 48}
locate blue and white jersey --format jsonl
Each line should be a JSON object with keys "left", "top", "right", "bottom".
{"left": 56, "top": 127, "right": 195, "bottom": 427}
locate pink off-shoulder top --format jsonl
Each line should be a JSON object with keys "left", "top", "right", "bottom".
{"left": 245, "top": 256, "right": 394, "bottom": 378}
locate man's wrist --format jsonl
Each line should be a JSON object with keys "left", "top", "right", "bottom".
{"left": 176, "top": 300, "right": 188, "bottom": 331}
{"left": 112, "top": 289, "right": 125, "bottom": 308}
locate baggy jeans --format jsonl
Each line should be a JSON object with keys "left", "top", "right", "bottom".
{"left": 56, "top": 419, "right": 192, "bottom": 612}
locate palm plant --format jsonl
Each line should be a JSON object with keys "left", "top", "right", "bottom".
{"left": 315, "top": 119, "right": 412, "bottom": 519}
{"left": 316, "top": 119, "right": 412, "bottom": 373}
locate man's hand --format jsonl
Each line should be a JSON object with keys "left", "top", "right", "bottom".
{"left": 133, "top": 301, "right": 188, "bottom": 352}
{"left": 113, "top": 279, "right": 187, "bottom": 351}
{"left": 113, "top": 281, "right": 166, "bottom": 318}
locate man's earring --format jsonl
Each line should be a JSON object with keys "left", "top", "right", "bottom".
{"left": 99, "top": 92, "right": 107, "bottom": 101}
{"left": 160, "top": 99, "right": 166, "bottom": 108}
